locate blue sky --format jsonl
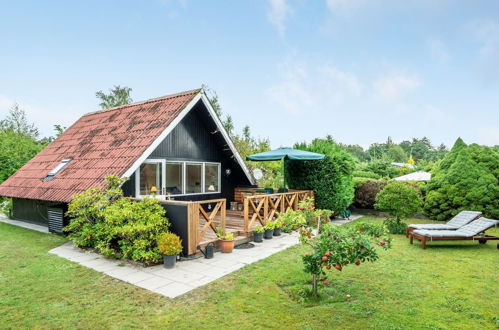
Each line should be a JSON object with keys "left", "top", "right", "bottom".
{"left": 0, "top": 0, "right": 498, "bottom": 148}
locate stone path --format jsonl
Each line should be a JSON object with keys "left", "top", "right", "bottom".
{"left": 49, "top": 232, "right": 301, "bottom": 298}
{"left": 330, "top": 214, "right": 364, "bottom": 226}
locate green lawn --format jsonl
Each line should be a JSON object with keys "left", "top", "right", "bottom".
{"left": 1, "top": 217, "right": 498, "bottom": 329}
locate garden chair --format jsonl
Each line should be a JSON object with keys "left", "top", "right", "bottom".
{"left": 405, "top": 210, "right": 482, "bottom": 237}
{"left": 409, "top": 217, "right": 499, "bottom": 249}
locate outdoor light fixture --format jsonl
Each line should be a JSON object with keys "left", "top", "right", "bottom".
{"left": 208, "top": 185, "right": 215, "bottom": 191}
{"left": 225, "top": 168, "right": 231, "bottom": 176}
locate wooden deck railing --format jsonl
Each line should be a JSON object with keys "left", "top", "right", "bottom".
{"left": 158, "top": 199, "right": 226, "bottom": 255}
{"left": 243, "top": 190, "right": 313, "bottom": 232}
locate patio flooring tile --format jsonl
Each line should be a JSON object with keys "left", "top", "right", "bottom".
{"left": 48, "top": 215, "right": 363, "bottom": 299}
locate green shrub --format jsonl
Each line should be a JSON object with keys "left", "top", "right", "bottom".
{"left": 278, "top": 210, "right": 306, "bottom": 232}
{"left": 353, "top": 178, "right": 387, "bottom": 209}
{"left": 352, "top": 170, "right": 381, "bottom": 179}
{"left": 299, "top": 223, "right": 391, "bottom": 296}
{"left": 286, "top": 138, "right": 355, "bottom": 215}
{"left": 0, "top": 198, "right": 13, "bottom": 218}
{"left": 254, "top": 225, "right": 265, "bottom": 233}
{"left": 157, "top": 232, "right": 182, "bottom": 256}
{"left": 375, "top": 181, "right": 422, "bottom": 234}
{"left": 65, "top": 175, "right": 170, "bottom": 265}
{"left": 216, "top": 226, "right": 234, "bottom": 241}
{"left": 423, "top": 138, "right": 499, "bottom": 220}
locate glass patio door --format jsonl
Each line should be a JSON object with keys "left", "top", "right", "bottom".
{"left": 138, "top": 159, "right": 166, "bottom": 198}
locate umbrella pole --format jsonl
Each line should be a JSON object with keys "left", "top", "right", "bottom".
{"left": 282, "top": 157, "right": 286, "bottom": 188}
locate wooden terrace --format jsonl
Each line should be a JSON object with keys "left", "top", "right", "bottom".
{"left": 159, "top": 189, "right": 313, "bottom": 255}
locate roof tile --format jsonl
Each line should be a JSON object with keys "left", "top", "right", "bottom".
{"left": 0, "top": 89, "right": 200, "bottom": 202}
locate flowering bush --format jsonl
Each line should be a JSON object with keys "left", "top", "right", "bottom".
{"left": 299, "top": 222, "right": 391, "bottom": 296}
{"left": 65, "top": 175, "right": 170, "bottom": 265}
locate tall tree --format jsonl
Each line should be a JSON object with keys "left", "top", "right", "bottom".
{"left": 0, "top": 103, "right": 39, "bottom": 140}
{"left": 95, "top": 85, "right": 133, "bottom": 109}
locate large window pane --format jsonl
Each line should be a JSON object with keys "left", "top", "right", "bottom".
{"left": 205, "top": 164, "right": 220, "bottom": 193}
{"left": 165, "top": 163, "right": 183, "bottom": 195}
{"left": 186, "top": 163, "right": 202, "bottom": 194}
{"left": 139, "top": 163, "right": 162, "bottom": 195}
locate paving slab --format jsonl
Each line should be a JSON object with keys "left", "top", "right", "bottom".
{"left": 49, "top": 232, "right": 300, "bottom": 298}
{"left": 48, "top": 216, "right": 361, "bottom": 299}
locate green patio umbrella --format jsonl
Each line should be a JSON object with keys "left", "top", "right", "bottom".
{"left": 246, "top": 147, "right": 325, "bottom": 188}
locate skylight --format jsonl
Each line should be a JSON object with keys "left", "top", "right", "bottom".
{"left": 47, "top": 158, "right": 72, "bottom": 177}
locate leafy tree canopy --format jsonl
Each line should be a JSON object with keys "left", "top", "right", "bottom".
{"left": 0, "top": 103, "right": 39, "bottom": 140}
{"left": 95, "top": 85, "right": 133, "bottom": 109}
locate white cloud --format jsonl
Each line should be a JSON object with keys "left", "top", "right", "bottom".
{"left": 267, "top": 0, "right": 291, "bottom": 36}
{"left": 266, "top": 61, "right": 364, "bottom": 114}
{"left": 428, "top": 38, "right": 450, "bottom": 63}
{"left": 372, "top": 73, "right": 421, "bottom": 103}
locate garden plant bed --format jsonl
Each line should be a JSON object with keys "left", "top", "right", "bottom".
{"left": 1, "top": 217, "right": 498, "bottom": 329}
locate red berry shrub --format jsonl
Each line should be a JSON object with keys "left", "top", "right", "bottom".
{"left": 299, "top": 222, "right": 391, "bottom": 297}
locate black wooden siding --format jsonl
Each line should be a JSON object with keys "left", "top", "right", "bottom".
{"left": 12, "top": 198, "right": 68, "bottom": 226}
{"left": 122, "top": 101, "right": 252, "bottom": 202}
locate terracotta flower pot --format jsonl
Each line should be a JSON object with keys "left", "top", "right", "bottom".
{"left": 220, "top": 239, "right": 235, "bottom": 253}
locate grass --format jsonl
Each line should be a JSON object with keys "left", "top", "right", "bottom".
{"left": 1, "top": 217, "right": 498, "bottom": 329}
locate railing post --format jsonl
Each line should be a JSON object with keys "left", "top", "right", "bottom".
{"left": 188, "top": 202, "right": 200, "bottom": 255}
{"left": 293, "top": 192, "right": 299, "bottom": 210}
{"left": 264, "top": 196, "right": 269, "bottom": 225}
{"left": 221, "top": 200, "right": 226, "bottom": 232}
{"left": 281, "top": 193, "right": 285, "bottom": 214}
{"left": 243, "top": 197, "right": 249, "bottom": 232}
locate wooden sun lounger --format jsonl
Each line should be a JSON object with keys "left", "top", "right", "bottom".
{"left": 409, "top": 218, "right": 499, "bottom": 249}
{"left": 405, "top": 210, "right": 482, "bottom": 238}
{"left": 410, "top": 233, "right": 499, "bottom": 249}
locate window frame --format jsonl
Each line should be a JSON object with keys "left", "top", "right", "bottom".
{"left": 135, "top": 160, "right": 221, "bottom": 197}
{"left": 136, "top": 159, "right": 166, "bottom": 198}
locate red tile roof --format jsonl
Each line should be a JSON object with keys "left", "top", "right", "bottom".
{"left": 0, "top": 89, "right": 201, "bottom": 203}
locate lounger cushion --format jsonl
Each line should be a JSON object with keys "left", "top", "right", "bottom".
{"left": 414, "top": 218, "right": 499, "bottom": 238}
{"left": 409, "top": 224, "right": 459, "bottom": 230}
{"left": 455, "top": 218, "right": 499, "bottom": 237}
{"left": 446, "top": 211, "right": 482, "bottom": 227}
{"left": 409, "top": 210, "right": 482, "bottom": 230}
{"left": 413, "top": 230, "right": 470, "bottom": 237}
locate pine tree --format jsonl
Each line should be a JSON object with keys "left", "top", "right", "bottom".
{"left": 424, "top": 146, "right": 498, "bottom": 220}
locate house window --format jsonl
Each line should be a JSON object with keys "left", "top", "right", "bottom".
{"left": 165, "top": 162, "right": 183, "bottom": 195}
{"left": 136, "top": 160, "right": 221, "bottom": 197}
{"left": 186, "top": 163, "right": 202, "bottom": 194}
{"left": 139, "top": 162, "right": 163, "bottom": 195}
{"left": 205, "top": 163, "right": 220, "bottom": 192}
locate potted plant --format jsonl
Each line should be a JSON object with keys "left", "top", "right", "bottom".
{"left": 264, "top": 221, "right": 275, "bottom": 239}
{"left": 157, "top": 232, "right": 183, "bottom": 269}
{"left": 273, "top": 220, "right": 282, "bottom": 236}
{"left": 217, "top": 226, "right": 235, "bottom": 253}
{"left": 254, "top": 225, "right": 264, "bottom": 243}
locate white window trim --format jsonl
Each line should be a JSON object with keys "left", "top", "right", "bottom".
{"left": 135, "top": 160, "right": 221, "bottom": 198}
{"left": 135, "top": 159, "right": 166, "bottom": 198}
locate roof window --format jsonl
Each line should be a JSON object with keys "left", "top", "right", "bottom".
{"left": 43, "top": 158, "right": 72, "bottom": 180}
